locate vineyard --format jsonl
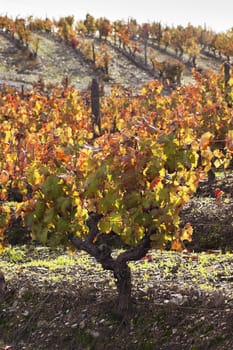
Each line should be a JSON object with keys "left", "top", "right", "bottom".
{"left": 0, "top": 15, "right": 231, "bottom": 90}
{"left": 0, "top": 14, "right": 233, "bottom": 350}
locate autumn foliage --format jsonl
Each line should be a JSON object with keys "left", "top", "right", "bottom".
{"left": 0, "top": 71, "right": 232, "bottom": 312}
{"left": 0, "top": 71, "right": 232, "bottom": 249}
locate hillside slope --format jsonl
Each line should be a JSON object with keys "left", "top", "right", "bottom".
{"left": 0, "top": 31, "right": 224, "bottom": 92}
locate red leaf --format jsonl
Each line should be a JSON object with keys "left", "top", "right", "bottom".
{"left": 141, "top": 254, "right": 153, "bottom": 262}
{"left": 150, "top": 176, "right": 161, "bottom": 190}
{"left": 214, "top": 188, "right": 223, "bottom": 197}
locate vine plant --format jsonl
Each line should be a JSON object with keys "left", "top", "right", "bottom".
{"left": 0, "top": 73, "right": 232, "bottom": 315}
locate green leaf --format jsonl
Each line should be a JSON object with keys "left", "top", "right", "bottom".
{"left": 56, "top": 217, "right": 69, "bottom": 233}
{"left": 123, "top": 192, "right": 141, "bottom": 209}
{"left": 98, "top": 192, "right": 118, "bottom": 214}
{"left": 56, "top": 196, "right": 71, "bottom": 215}
{"left": 43, "top": 207, "right": 56, "bottom": 224}
{"left": 98, "top": 218, "right": 111, "bottom": 233}
{"left": 109, "top": 212, "right": 122, "bottom": 235}
{"left": 34, "top": 201, "right": 46, "bottom": 220}
{"left": 42, "top": 175, "right": 63, "bottom": 199}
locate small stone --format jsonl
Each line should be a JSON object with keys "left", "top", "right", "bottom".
{"left": 170, "top": 293, "right": 184, "bottom": 305}
{"left": 71, "top": 323, "right": 78, "bottom": 329}
{"left": 88, "top": 330, "right": 100, "bottom": 338}
{"left": 22, "top": 310, "right": 30, "bottom": 317}
{"left": 79, "top": 320, "right": 85, "bottom": 329}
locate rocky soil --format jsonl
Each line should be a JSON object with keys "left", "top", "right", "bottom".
{"left": 0, "top": 244, "right": 233, "bottom": 350}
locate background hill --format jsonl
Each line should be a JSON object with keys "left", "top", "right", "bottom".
{"left": 0, "top": 21, "right": 225, "bottom": 93}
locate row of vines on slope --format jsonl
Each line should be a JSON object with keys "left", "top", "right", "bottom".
{"left": 0, "top": 71, "right": 232, "bottom": 313}
{"left": 1, "top": 15, "right": 233, "bottom": 84}
{"left": 1, "top": 14, "right": 232, "bottom": 60}
{"left": 0, "top": 15, "right": 113, "bottom": 79}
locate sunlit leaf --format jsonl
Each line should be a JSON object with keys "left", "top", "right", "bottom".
{"left": 180, "top": 223, "right": 193, "bottom": 242}
{"left": 200, "top": 132, "right": 214, "bottom": 150}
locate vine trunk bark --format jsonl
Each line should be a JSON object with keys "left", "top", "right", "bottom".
{"left": 114, "top": 262, "right": 132, "bottom": 314}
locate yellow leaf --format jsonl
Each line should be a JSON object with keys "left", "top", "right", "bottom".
{"left": 225, "top": 130, "right": 233, "bottom": 152}
{"left": 180, "top": 223, "right": 193, "bottom": 242}
{"left": 213, "top": 149, "right": 224, "bottom": 158}
{"left": 214, "top": 159, "right": 223, "bottom": 168}
{"left": 35, "top": 100, "right": 41, "bottom": 111}
{"left": 201, "top": 149, "right": 213, "bottom": 162}
{"left": 141, "top": 87, "right": 147, "bottom": 95}
{"left": 200, "top": 132, "right": 214, "bottom": 150}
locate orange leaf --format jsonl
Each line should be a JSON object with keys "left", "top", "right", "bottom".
{"left": 55, "top": 150, "right": 72, "bottom": 162}
{"left": 171, "top": 239, "right": 184, "bottom": 252}
{"left": 0, "top": 170, "right": 9, "bottom": 184}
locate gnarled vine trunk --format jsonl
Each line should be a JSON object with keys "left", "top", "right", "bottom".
{"left": 69, "top": 213, "right": 153, "bottom": 316}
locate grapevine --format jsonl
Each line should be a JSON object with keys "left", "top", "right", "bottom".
{"left": 0, "top": 68, "right": 232, "bottom": 312}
